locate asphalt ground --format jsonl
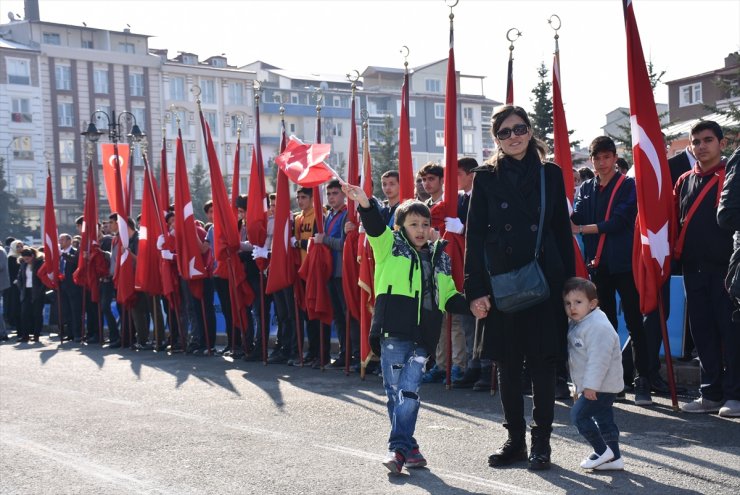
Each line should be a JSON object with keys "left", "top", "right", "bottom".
{"left": 1, "top": 338, "right": 738, "bottom": 495}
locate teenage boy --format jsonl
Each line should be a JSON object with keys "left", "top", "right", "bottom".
{"left": 571, "top": 136, "right": 652, "bottom": 406}
{"left": 380, "top": 170, "right": 401, "bottom": 227}
{"left": 419, "top": 162, "right": 444, "bottom": 205}
{"left": 676, "top": 122, "right": 740, "bottom": 416}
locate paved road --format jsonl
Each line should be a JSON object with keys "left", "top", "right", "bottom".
{"left": 1, "top": 339, "right": 738, "bottom": 495}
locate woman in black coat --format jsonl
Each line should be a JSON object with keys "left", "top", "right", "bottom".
{"left": 464, "top": 105, "right": 575, "bottom": 470}
{"left": 16, "top": 247, "right": 46, "bottom": 343}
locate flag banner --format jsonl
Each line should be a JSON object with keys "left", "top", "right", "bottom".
{"left": 231, "top": 132, "right": 241, "bottom": 221}
{"left": 160, "top": 137, "right": 170, "bottom": 216}
{"left": 342, "top": 87, "right": 361, "bottom": 320}
{"left": 275, "top": 137, "right": 336, "bottom": 187}
{"left": 101, "top": 143, "right": 130, "bottom": 214}
{"left": 298, "top": 239, "right": 334, "bottom": 325}
{"left": 174, "top": 130, "right": 208, "bottom": 299}
{"left": 135, "top": 164, "right": 164, "bottom": 295}
{"left": 552, "top": 36, "right": 589, "bottom": 278}
{"left": 37, "top": 172, "right": 60, "bottom": 289}
{"left": 358, "top": 120, "right": 376, "bottom": 362}
{"left": 111, "top": 141, "right": 136, "bottom": 307}
{"left": 266, "top": 118, "right": 298, "bottom": 294}
{"left": 623, "top": 0, "right": 673, "bottom": 313}
{"left": 398, "top": 69, "right": 415, "bottom": 202}
{"left": 73, "top": 161, "right": 106, "bottom": 302}
{"left": 246, "top": 146, "right": 269, "bottom": 271}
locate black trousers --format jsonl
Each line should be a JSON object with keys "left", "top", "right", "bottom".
{"left": 497, "top": 354, "right": 555, "bottom": 439}
{"left": 19, "top": 291, "right": 44, "bottom": 340}
{"left": 328, "top": 277, "right": 360, "bottom": 359}
{"left": 83, "top": 290, "right": 100, "bottom": 340}
{"left": 99, "top": 280, "right": 119, "bottom": 341}
{"left": 273, "top": 286, "right": 298, "bottom": 357}
{"left": 59, "top": 283, "right": 82, "bottom": 339}
{"left": 215, "top": 276, "right": 241, "bottom": 349}
{"left": 592, "top": 269, "right": 650, "bottom": 382}
{"left": 684, "top": 269, "right": 740, "bottom": 401}
{"left": 247, "top": 275, "right": 273, "bottom": 351}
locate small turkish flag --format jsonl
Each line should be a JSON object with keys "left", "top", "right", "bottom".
{"left": 101, "top": 143, "right": 130, "bottom": 214}
{"left": 275, "top": 137, "right": 336, "bottom": 187}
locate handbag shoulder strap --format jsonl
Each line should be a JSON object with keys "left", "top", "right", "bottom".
{"left": 535, "top": 165, "right": 545, "bottom": 259}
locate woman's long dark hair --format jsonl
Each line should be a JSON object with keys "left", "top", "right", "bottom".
{"left": 485, "top": 105, "right": 548, "bottom": 168}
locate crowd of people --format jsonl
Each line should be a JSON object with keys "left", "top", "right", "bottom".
{"left": 2, "top": 106, "right": 739, "bottom": 475}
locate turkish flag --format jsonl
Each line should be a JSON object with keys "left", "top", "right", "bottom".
{"left": 73, "top": 160, "right": 106, "bottom": 302}
{"left": 101, "top": 143, "right": 130, "bottom": 215}
{"left": 275, "top": 137, "right": 336, "bottom": 188}
{"left": 298, "top": 239, "right": 334, "bottom": 325}
{"left": 398, "top": 69, "right": 415, "bottom": 202}
{"left": 266, "top": 118, "right": 298, "bottom": 295}
{"left": 173, "top": 130, "right": 207, "bottom": 298}
{"left": 159, "top": 136, "right": 170, "bottom": 216}
{"left": 246, "top": 146, "right": 268, "bottom": 271}
{"left": 358, "top": 120, "right": 377, "bottom": 362}
{"left": 552, "top": 39, "right": 589, "bottom": 279}
{"left": 135, "top": 164, "right": 164, "bottom": 295}
{"left": 341, "top": 89, "right": 361, "bottom": 320}
{"left": 231, "top": 132, "right": 241, "bottom": 221}
{"left": 37, "top": 172, "right": 60, "bottom": 289}
{"left": 111, "top": 140, "right": 136, "bottom": 307}
{"left": 623, "top": 0, "right": 673, "bottom": 313}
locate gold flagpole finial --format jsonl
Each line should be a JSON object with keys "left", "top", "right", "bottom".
{"left": 191, "top": 85, "right": 202, "bottom": 111}
{"left": 169, "top": 104, "right": 181, "bottom": 131}
{"left": 313, "top": 87, "right": 323, "bottom": 116}
{"left": 400, "top": 46, "right": 410, "bottom": 71}
{"left": 347, "top": 70, "right": 360, "bottom": 96}
{"left": 279, "top": 96, "right": 285, "bottom": 118}
{"left": 507, "top": 27, "right": 522, "bottom": 54}
{"left": 44, "top": 150, "right": 52, "bottom": 175}
{"left": 548, "top": 14, "right": 562, "bottom": 49}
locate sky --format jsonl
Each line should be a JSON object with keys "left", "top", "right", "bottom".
{"left": 3, "top": 0, "right": 739, "bottom": 146}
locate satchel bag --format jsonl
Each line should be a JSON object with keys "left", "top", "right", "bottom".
{"left": 489, "top": 166, "right": 550, "bottom": 313}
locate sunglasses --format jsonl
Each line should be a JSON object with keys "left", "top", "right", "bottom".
{"left": 495, "top": 123, "right": 529, "bottom": 140}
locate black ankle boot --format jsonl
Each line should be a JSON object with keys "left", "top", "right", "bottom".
{"left": 528, "top": 434, "right": 551, "bottom": 470}
{"left": 488, "top": 434, "right": 527, "bottom": 467}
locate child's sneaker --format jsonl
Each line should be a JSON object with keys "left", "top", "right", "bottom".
{"left": 405, "top": 448, "right": 427, "bottom": 468}
{"left": 382, "top": 450, "right": 405, "bottom": 474}
{"left": 594, "top": 457, "right": 624, "bottom": 471}
{"left": 580, "top": 446, "right": 614, "bottom": 469}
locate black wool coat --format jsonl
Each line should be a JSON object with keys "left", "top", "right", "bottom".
{"left": 464, "top": 151, "right": 575, "bottom": 362}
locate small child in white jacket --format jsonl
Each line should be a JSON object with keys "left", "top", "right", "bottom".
{"left": 564, "top": 277, "right": 624, "bottom": 471}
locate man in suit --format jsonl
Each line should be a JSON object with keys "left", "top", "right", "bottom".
{"left": 59, "top": 233, "right": 83, "bottom": 342}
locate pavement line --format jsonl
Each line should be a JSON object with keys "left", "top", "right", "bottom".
{"left": 0, "top": 431, "right": 183, "bottom": 495}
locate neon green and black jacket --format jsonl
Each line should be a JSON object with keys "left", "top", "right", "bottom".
{"left": 358, "top": 199, "right": 470, "bottom": 351}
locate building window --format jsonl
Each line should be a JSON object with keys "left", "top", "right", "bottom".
{"left": 61, "top": 170, "right": 77, "bottom": 199}
{"left": 333, "top": 122, "right": 343, "bottom": 137}
{"left": 7, "top": 58, "right": 31, "bottom": 85}
{"left": 43, "top": 32, "right": 61, "bottom": 45}
{"left": 463, "top": 132, "right": 474, "bottom": 154}
{"left": 410, "top": 128, "right": 417, "bottom": 145}
{"left": 426, "top": 79, "right": 442, "bottom": 93}
{"left": 396, "top": 100, "right": 416, "bottom": 117}
{"left": 59, "top": 139, "right": 75, "bottom": 163}
{"left": 15, "top": 173, "right": 35, "bottom": 198}
{"left": 129, "top": 73, "right": 144, "bottom": 96}
{"left": 55, "top": 65, "right": 72, "bottom": 90}
{"left": 11, "top": 98, "right": 32, "bottom": 123}
{"left": 229, "top": 82, "right": 244, "bottom": 105}
{"left": 131, "top": 107, "right": 146, "bottom": 132}
{"left": 93, "top": 69, "right": 109, "bottom": 94}
{"left": 367, "top": 99, "right": 388, "bottom": 116}
{"left": 57, "top": 102, "right": 74, "bottom": 127}
{"left": 435, "top": 130, "right": 445, "bottom": 147}
{"left": 333, "top": 96, "right": 341, "bottom": 107}
{"left": 273, "top": 94, "right": 282, "bottom": 104}
{"left": 119, "top": 42, "right": 135, "bottom": 54}
{"left": 679, "top": 82, "right": 702, "bottom": 107}
{"left": 289, "top": 123, "right": 296, "bottom": 134}
{"left": 210, "top": 58, "right": 226, "bottom": 68}
{"left": 170, "top": 77, "right": 185, "bottom": 100}
{"left": 12, "top": 136, "right": 33, "bottom": 160}
{"left": 434, "top": 103, "right": 445, "bottom": 119}
{"left": 82, "top": 39, "right": 94, "bottom": 49}
{"left": 134, "top": 171, "right": 143, "bottom": 200}
{"left": 205, "top": 111, "right": 218, "bottom": 137}
{"left": 182, "top": 54, "right": 197, "bottom": 65}
{"left": 201, "top": 79, "right": 216, "bottom": 104}
{"left": 291, "top": 93, "right": 299, "bottom": 104}
{"left": 463, "top": 107, "right": 474, "bottom": 127}
{"left": 230, "top": 115, "right": 244, "bottom": 137}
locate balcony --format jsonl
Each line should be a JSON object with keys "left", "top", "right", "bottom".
{"left": 11, "top": 112, "right": 33, "bottom": 123}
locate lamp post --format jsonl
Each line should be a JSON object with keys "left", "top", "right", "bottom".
{"left": 81, "top": 110, "right": 146, "bottom": 215}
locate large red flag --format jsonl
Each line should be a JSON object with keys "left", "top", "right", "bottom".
{"left": 275, "top": 137, "right": 335, "bottom": 188}
{"left": 552, "top": 35, "right": 589, "bottom": 279}
{"left": 623, "top": 0, "right": 673, "bottom": 314}
{"left": 110, "top": 143, "right": 136, "bottom": 307}
{"left": 37, "top": 171, "right": 60, "bottom": 289}
{"left": 231, "top": 130, "right": 241, "bottom": 221}
{"left": 73, "top": 161, "right": 106, "bottom": 302}
{"left": 342, "top": 86, "right": 361, "bottom": 321}
{"left": 246, "top": 146, "right": 268, "bottom": 269}
{"left": 173, "top": 130, "right": 207, "bottom": 298}
{"left": 358, "top": 123, "right": 376, "bottom": 363}
{"left": 266, "top": 116, "right": 297, "bottom": 295}
{"left": 398, "top": 67, "right": 415, "bottom": 202}
{"left": 101, "top": 143, "right": 130, "bottom": 215}
{"left": 135, "top": 162, "right": 164, "bottom": 295}
{"left": 159, "top": 136, "right": 170, "bottom": 216}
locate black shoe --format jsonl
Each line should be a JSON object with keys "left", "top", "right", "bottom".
{"left": 267, "top": 353, "right": 288, "bottom": 364}
{"left": 488, "top": 437, "right": 527, "bottom": 467}
{"left": 555, "top": 378, "right": 572, "bottom": 400}
{"left": 473, "top": 366, "right": 493, "bottom": 392}
{"left": 633, "top": 377, "right": 653, "bottom": 406}
{"left": 453, "top": 367, "right": 481, "bottom": 389}
{"left": 85, "top": 337, "right": 100, "bottom": 344}
{"left": 528, "top": 436, "right": 551, "bottom": 471}
{"left": 328, "top": 358, "right": 346, "bottom": 369}
{"left": 650, "top": 375, "right": 687, "bottom": 394}
{"left": 243, "top": 350, "right": 262, "bottom": 361}
{"left": 106, "top": 340, "right": 121, "bottom": 348}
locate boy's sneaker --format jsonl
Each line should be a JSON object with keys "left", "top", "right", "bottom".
{"left": 405, "top": 448, "right": 427, "bottom": 469}
{"left": 422, "top": 365, "right": 445, "bottom": 384}
{"left": 450, "top": 365, "right": 464, "bottom": 383}
{"left": 718, "top": 399, "right": 740, "bottom": 417}
{"left": 382, "top": 450, "right": 405, "bottom": 474}
{"left": 681, "top": 397, "right": 724, "bottom": 414}
{"left": 594, "top": 456, "right": 624, "bottom": 471}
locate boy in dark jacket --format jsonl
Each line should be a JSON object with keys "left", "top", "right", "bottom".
{"left": 342, "top": 182, "right": 470, "bottom": 475}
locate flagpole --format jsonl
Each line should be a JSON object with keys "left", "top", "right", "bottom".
{"left": 505, "top": 27, "right": 521, "bottom": 106}
{"left": 44, "top": 160, "right": 66, "bottom": 346}
{"left": 252, "top": 84, "right": 269, "bottom": 366}
{"left": 344, "top": 72, "right": 360, "bottom": 376}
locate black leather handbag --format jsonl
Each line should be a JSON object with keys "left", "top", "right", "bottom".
{"left": 489, "top": 166, "right": 550, "bottom": 313}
